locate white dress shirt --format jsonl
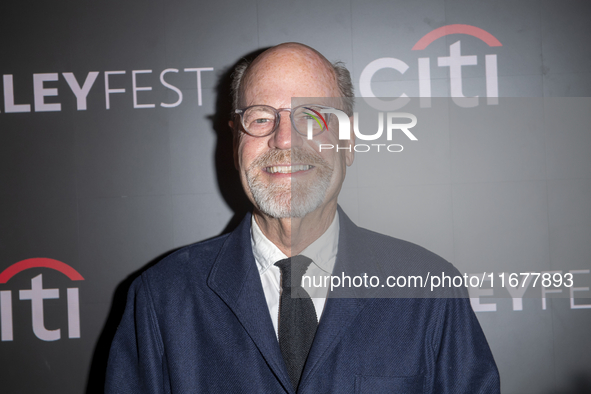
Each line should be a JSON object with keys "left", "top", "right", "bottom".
{"left": 250, "top": 212, "right": 339, "bottom": 337}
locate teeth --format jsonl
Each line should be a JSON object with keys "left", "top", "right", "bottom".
{"left": 266, "top": 165, "right": 312, "bottom": 174}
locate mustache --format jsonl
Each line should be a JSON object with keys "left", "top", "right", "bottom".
{"left": 248, "top": 148, "right": 331, "bottom": 171}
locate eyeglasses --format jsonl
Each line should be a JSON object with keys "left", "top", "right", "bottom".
{"left": 234, "top": 104, "right": 334, "bottom": 138}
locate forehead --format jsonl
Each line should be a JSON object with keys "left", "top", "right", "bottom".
{"left": 242, "top": 48, "right": 339, "bottom": 106}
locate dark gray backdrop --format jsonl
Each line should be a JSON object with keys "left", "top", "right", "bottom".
{"left": 1, "top": 1, "right": 590, "bottom": 393}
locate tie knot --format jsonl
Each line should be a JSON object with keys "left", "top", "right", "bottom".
{"left": 274, "top": 255, "right": 313, "bottom": 288}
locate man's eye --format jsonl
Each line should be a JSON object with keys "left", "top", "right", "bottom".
{"left": 294, "top": 114, "right": 313, "bottom": 121}
{"left": 254, "top": 118, "right": 270, "bottom": 124}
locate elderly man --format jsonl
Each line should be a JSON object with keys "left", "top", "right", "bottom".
{"left": 106, "top": 43, "right": 500, "bottom": 393}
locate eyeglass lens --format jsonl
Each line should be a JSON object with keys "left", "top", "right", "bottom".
{"left": 241, "top": 105, "right": 328, "bottom": 136}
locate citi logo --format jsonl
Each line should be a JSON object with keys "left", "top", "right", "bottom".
{"left": 0, "top": 258, "right": 83, "bottom": 342}
{"left": 360, "top": 24, "right": 502, "bottom": 109}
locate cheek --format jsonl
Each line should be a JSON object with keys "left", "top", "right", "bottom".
{"left": 238, "top": 138, "right": 267, "bottom": 170}
{"left": 236, "top": 142, "right": 252, "bottom": 174}
{"left": 306, "top": 128, "right": 340, "bottom": 153}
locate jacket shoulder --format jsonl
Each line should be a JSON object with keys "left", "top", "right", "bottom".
{"left": 358, "top": 226, "right": 453, "bottom": 269}
{"left": 341, "top": 221, "right": 467, "bottom": 298}
{"left": 140, "top": 233, "right": 232, "bottom": 290}
{"left": 339, "top": 208, "right": 456, "bottom": 276}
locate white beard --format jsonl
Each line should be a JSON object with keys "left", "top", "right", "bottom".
{"left": 246, "top": 148, "right": 333, "bottom": 218}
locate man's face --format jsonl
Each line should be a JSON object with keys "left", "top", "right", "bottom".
{"left": 234, "top": 47, "right": 354, "bottom": 219}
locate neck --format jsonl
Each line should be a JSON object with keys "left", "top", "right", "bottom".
{"left": 253, "top": 203, "right": 337, "bottom": 257}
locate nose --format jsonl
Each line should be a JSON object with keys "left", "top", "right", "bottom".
{"left": 269, "top": 110, "right": 303, "bottom": 150}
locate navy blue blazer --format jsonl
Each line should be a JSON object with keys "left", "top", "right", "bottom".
{"left": 106, "top": 208, "right": 500, "bottom": 393}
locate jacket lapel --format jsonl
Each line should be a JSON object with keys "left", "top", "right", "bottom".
{"left": 298, "top": 207, "right": 374, "bottom": 389}
{"left": 207, "top": 209, "right": 373, "bottom": 393}
{"left": 207, "top": 213, "right": 294, "bottom": 393}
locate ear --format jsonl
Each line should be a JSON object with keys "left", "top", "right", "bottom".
{"left": 229, "top": 120, "right": 240, "bottom": 171}
{"left": 345, "top": 115, "right": 355, "bottom": 167}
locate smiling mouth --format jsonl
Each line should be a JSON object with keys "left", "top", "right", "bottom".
{"left": 265, "top": 165, "right": 314, "bottom": 174}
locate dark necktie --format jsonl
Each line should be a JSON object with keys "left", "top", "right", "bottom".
{"left": 274, "top": 255, "right": 318, "bottom": 391}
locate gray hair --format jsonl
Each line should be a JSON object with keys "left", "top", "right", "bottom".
{"left": 230, "top": 60, "right": 250, "bottom": 116}
{"left": 230, "top": 59, "right": 354, "bottom": 117}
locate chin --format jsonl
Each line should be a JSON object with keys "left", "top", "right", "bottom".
{"left": 249, "top": 179, "right": 328, "bottom": 219}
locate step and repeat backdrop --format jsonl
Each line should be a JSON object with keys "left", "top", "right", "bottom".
{"left": 1, "top": 1, "right": 590, "bottom": 393}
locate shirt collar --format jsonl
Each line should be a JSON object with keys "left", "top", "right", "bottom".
{"left": 251, "top": 215, "right": 287, "bottom": 275}
{"left": 250, "top": 211, "right": 340, "bottom": 275}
